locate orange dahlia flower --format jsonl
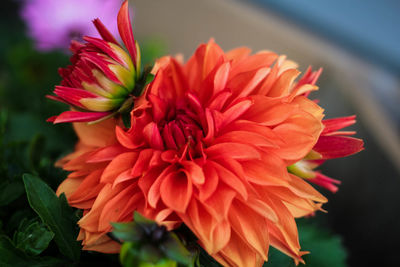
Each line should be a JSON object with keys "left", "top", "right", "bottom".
{"left": 55, "top": 38, "right": 346, "bottom": 266}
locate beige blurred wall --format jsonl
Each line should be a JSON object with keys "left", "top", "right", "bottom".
{"left": 133, "top": 0, "right": 325, "bottom": 64}
{"left": 131, "top": 0, "right": 400, "bottom": 171}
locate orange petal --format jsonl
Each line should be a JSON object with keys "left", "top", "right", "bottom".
{"left": 160, "top": 171, "right": 192, "bottom": 213}
{"left": 206, "top": 142, "right": 260, "bottom": 161}
{"left": 217, "top": 230, "right": 259, "bottom": 267}
{"left": 73, "top": 118, "right": 118, "bottom": 147}
{"left": 100, "top": 152, "right": 138, "bottom": 183}
{"left": 229, "top": 200, "right": 269, "bottom": 261}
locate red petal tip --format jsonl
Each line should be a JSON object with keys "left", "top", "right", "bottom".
{"left": 92, "top": 18, "right": 118, "bottom": 44}
{"left": 117, "top": 1, "right": 137, "bottom": 64}
{"left": 50, "top": 111, "right": 112, "bottom": 124}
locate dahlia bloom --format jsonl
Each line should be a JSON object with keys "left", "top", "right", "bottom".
{"left": 54, "top": 37, "right": 360, "bottom": 266}
{"left": 20, "top": 0, "right": 121, "bottom": 51}
{"left": 47, "top": 1, "right": 141, "bottom": 124}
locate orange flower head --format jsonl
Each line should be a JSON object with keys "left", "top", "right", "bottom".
{"left": 47, "top": 1, "right": 141, "bottom": 124}
{"left": 55, "top": 36, "right": 353, "bottom": 266}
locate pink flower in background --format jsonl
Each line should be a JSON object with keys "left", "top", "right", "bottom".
{"left": 20, "top": 0, "right": 122, "bottom": 51}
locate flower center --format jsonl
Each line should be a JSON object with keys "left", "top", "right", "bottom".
{"left": 157, "top": 93, "right": 206, "bottom": 159}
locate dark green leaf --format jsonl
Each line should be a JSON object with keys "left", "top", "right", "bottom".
{"left": 14, "top": 218, "right": 54, "bottom": 256}
{"left": 139, "top": 244, "right": 163, "bottom": 263}
{"left": 0, "top": 234, "right": 32, "bottom": 266}
{"left": 112, "top": 221, "right": 143, "bottom": 242}
{"left": 161, "top": 233, "right": 193, "bottom": 266}
{"left": 0, "top": 235, "right": 66, "bottom": 267}
{"left": 23, "top": 173, "right": 81, "bottom": 261}
{"left": 59, "top": 193, "right": 79, "bottom": 224}
{"left": 134, "top": 211, "right": 155, "bottom": 226}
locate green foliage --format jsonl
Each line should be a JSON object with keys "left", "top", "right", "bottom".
{"left": 13, "top": 218, "right": 54, "bottom": 256}
{"left": 264, "top": 219, "right": 347, "bottom": 267}
{"left": 23, "top": 174, "right": 81, "bottom": 261}
{"left": 0, "top": 235, "right": 67, "bottom": 267}
{"left": 298, "top": 220, "right": 347, "bottom": 267}
{"left": 113, "top": 212, "right": 196, "bottom": 267}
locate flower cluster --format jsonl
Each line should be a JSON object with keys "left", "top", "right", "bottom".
{"left": 50, "top": 1, "right": 364, "bottom": 266}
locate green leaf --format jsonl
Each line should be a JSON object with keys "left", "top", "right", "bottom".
{"left": 0, "top": 234, "right": 33, "bottom": 266}
{"left": 134, "top": 211, "right": 155, "bottom": 225}
{"left": 264, "top": 219, "right": 347, "bottom": 267}
{"left": 161, "top": 233, "right": 193, "bottom": 266}
{"left": 22, "top": 173, "right": 81, "bottom": 261}
{"left": 13, "top": 218, "right": 54, "bottom": 256}
{"left": 298, "top": 220, "right": 347, "bottom": 267}
{"left": 0, "top": 235, "right": 66, "bottom": 267}
{"left": 112, "top": 221, "right": 143, "bottom": 242}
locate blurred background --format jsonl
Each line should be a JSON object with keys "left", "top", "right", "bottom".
{"left": 1, "top": 0, "right": 399, "bottom": 266}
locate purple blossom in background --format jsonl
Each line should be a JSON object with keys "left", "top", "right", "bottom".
{"left": 21, "top": 0, "right": 122, "bottom": 52}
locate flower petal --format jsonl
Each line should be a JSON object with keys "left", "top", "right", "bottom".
{"left": 49, "top": 111, "right": 112, "bottom": 124}
{"left": 314, "top": 136, "right": 364, "bottom": 159}
{"left": 117, "top": 1, "right": 137, "bottom": 63}
{"left": 160, "top": 171, "right": 192, "bottom": 213}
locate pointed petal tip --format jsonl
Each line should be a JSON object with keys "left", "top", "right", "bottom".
{"left": 48, "top": 111, "right": 112, "bottom": 124}
{"left": 92, "top": 18, "right": 118, "bottom": 44}
{"left": 117, "top": 0, "right": 137, "bottom": 64}
{"left": 46, "top": 116, "right": 57, "bottom": 123}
